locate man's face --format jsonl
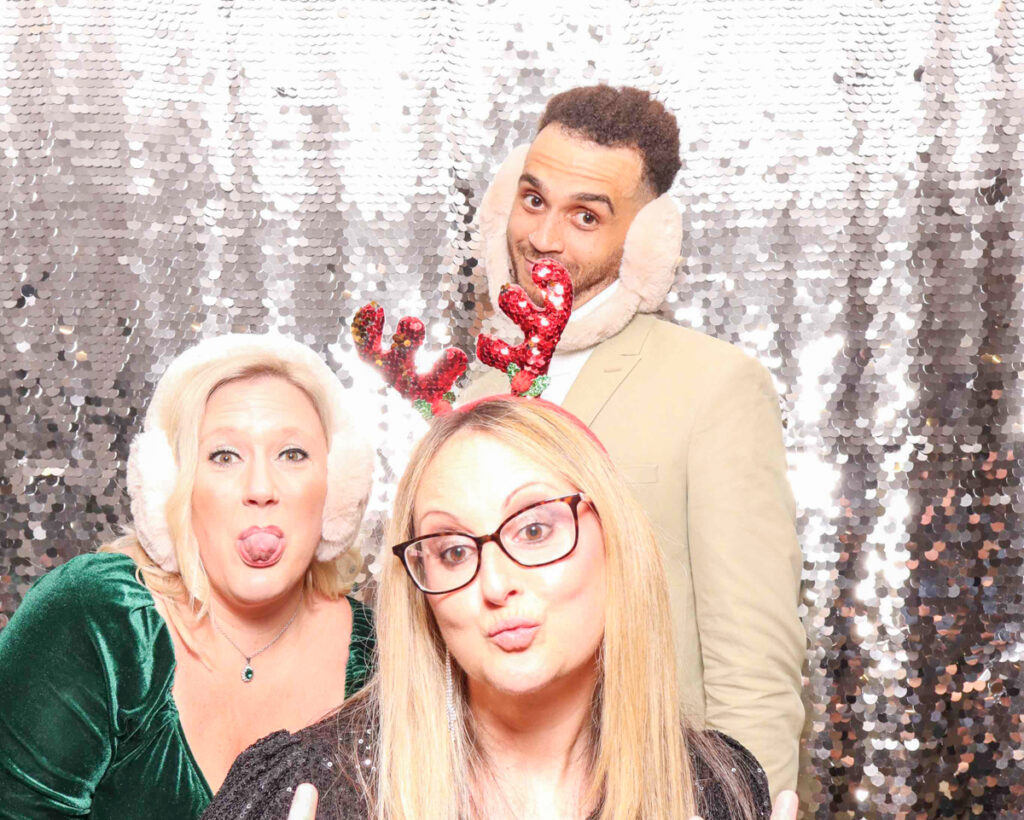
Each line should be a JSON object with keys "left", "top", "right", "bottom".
{"left": 506, "top": 124, "right": 653, "bottom": 307}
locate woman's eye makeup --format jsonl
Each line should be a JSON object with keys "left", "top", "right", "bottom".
{"left": 206, "top": 445, "right": 310, "bottom": 465}
{"left": 208, "top": 447, "right": 240, "bottom": 465}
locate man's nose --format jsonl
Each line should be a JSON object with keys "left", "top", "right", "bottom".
{"left": 243, "top": 456, "right": 279, "bottom": 507}
{"left": 528, "top": 213, "right": 565, "bottom": 255}
{"left": 477, "top": 540, "right": 522, "bottom": 604}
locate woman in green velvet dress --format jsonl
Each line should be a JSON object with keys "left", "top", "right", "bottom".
{"left": 0, "top": 334, "right": 377, "bottom": 819}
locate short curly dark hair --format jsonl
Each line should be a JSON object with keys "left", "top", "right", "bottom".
{"left": 537, "top": 85, "right": 681, "bottom": 196}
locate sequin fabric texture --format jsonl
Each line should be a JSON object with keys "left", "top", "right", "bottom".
{"left": 2, "top": 2, "right": 1022, "bottom": 817}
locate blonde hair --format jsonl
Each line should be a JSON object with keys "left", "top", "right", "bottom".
{"left": 101, "top": 354, "right": 359, "bottom": 624}
{"left": 364, "top": 397, "right": 758, "bottom": 819}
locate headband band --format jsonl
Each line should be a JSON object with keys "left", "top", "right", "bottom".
{"left": 454, "top": 394, "right": 608, "bottom": 453}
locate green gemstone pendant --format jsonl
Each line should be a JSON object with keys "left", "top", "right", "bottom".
{"left": 242, "top": 664, "right": 254, "bottom": 683}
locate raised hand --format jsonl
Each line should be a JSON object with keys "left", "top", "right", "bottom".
{"left": 286, "top": 783, "right": 318, "bottom": 820}
{"left": 476, "top": 258, "right": 573, "bottom": 396}
{"left": 351, "top": 302, "right": 468, "bottom": 418}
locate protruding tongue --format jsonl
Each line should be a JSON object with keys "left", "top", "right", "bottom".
{"left": 237, "top": 531, "right": 285, "bottom": 567}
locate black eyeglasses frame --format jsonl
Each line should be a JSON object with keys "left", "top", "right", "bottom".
{"left": 391, "top": 493, "right": 590, "bottom": 595}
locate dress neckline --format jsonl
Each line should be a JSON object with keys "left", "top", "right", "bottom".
{"left": 126, "top": 557, "right": 370, "bottom": 800}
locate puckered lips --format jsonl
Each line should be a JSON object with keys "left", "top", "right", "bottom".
{"left": 488, "top": 617, "right": 541, "bottom": 652}
{"left": 236, "top": 525, "right": 286, "bottom": 568}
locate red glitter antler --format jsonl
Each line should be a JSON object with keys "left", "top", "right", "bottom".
{"left": 476, "top": 258, "right": 574, "bottom": 397}
{"left": 351, "top": 303, "right": 468, "bottom": 418}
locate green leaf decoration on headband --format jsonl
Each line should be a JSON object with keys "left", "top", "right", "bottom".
{"left": 412, "top": 399, "right": 434, "bottom": 420}
{"left": 504, "top": 362, "right": 536, "bottom": 396}
{"left": 525, "top": 375, "right": 550, "bottom": 398}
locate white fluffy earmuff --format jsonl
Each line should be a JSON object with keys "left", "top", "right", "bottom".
{"left": 478, "top": 144, "right": 683, "bottom": 351}
{"left": 126, "top": 334, "right": 374, "bottom": 573}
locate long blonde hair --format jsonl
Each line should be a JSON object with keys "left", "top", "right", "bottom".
{"left": 365, "top": 397, "right": 757, "bottom": 819}
{"left": 101, "top": 355, "right": 359, "bottom": 626}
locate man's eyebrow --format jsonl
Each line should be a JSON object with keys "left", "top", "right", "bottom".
{"left": 519, "top": 172, "right": 546, "bottom": 192}
{"left": 518, "top": 173, "right": 615, "bottom": 215}
{"left": 573, "top": 192, "right": 615, "bottom": 215}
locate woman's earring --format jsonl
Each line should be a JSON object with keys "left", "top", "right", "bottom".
{"left": 445, "top": 649, "right": 457, "bottom": 744}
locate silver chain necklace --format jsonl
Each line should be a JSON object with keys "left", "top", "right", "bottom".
{"left": 210, "top": 595, "right": 303, "bottom": 683}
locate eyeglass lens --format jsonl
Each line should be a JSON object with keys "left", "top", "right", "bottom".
{"left": 403, "top": 498, "right": 578, "bottom": 593}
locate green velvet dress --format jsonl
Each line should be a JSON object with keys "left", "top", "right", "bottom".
{"left": 0, "top": 552, "right": 376, "bottom": 819}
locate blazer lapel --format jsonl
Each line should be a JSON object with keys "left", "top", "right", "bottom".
{"left": 563, "top": 314, "right": 654, "bottom": 426}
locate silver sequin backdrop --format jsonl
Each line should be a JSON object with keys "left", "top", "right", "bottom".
{"left": 2, "top": 1, "right": 1023, "bottom": 816}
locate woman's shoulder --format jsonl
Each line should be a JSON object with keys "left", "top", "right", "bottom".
{"left": 9, "top": 552, "right": 154, "bottom": 630}
{"left": 1, "top": 552, "right": 174, "bottom": 695}
{"left": 688, "top": 729, "right": 773, "bottom": 820}
{"left": 39, "top": 549, "right": 144, "bottom": 592}
{"left": 203, "top": 703, "right": 375, "bottom": 820}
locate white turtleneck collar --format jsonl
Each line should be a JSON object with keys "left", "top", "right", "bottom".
{"left": 542, "top": 280, "right": 622, "bottom": 405}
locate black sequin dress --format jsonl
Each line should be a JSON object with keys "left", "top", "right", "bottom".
{"left": 203, "top": 704, "right": 772, "bottom": 819}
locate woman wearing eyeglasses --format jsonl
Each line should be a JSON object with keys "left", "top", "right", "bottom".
{"left": 204, "top": 397, "right": 797, "bottom": 819}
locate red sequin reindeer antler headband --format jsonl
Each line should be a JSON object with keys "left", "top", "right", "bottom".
{"left": 476, "top": 258, "right": 573, "bottom": 396}
{"left": 350, "top": 258, "right": 573, "bottom": 414}
{"left": 350, "top": 304, "right": 468, "bottom": 419}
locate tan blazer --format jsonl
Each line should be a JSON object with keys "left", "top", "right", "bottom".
{"left": 463, "top": 313, "right": 806, "bottom": 799}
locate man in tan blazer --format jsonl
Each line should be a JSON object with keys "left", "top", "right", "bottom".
{"left": 463, "top": 85, "right": 806, "bottom": 800}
